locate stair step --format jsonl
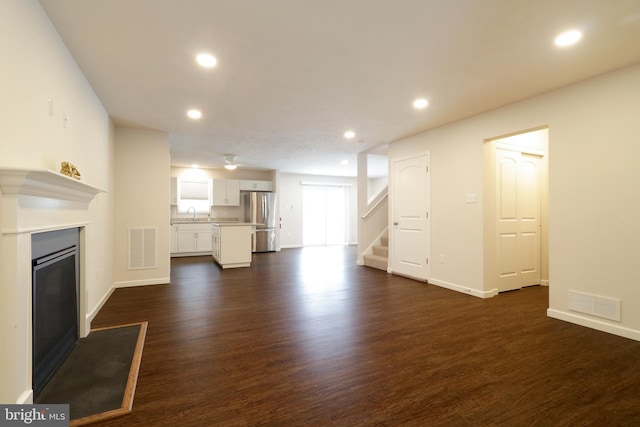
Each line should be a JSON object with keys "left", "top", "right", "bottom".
{"left": 372, "top": 244, "right": 388, "bottom": 257}
{"left": 380, "top": 235, "right": 389, "bottom": 247}
{"left": 363, "top": 254, "right": 388, "bottom": 271}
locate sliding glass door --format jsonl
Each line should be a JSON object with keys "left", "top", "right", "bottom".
{"left": 302, "top": 185, "right": 348, "bottom": 246}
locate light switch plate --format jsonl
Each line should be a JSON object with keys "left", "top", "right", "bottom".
{"left": 465, "top": 193, "right": 477, "bottom": 203}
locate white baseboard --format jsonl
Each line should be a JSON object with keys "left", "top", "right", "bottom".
{"left": 429, "top": 278, "right": 498, "bottom": 299}
{"left": 17, "top": 389, "right": 33, "bottom": 404}
{"left": 540, "top": 279, "right": 549, "bottom": 287}
{"left": 114, "top": 277, "right": 170, "bottom": 288}
{"left": 171, "top": 252, "right": 211, "bottom": 257}
{"left": 547, "top": 308, "right": 640, "bottom": 342}
{"left": 86, "top": 286, "right": 115, "bottom": 325}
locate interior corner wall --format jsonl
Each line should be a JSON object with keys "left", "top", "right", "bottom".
{"left": 357, "top": 153, "right": 388, "bottom": 264}
{"left": 388, "top": 62, "right": 640, "bottom": 340}
{"left": 279, "top": 173, "right": 358, "bottom": 248}
{"left": 357, "top": 153, "right": 369, "bottom": 263}
{"left": 114, "top": 127, "right": 170, "bottom": 287}
{"left": 0, "top": 0, "right": 115, "bottom": 402}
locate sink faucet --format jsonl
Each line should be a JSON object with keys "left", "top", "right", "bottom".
{"left": 187, "top": 206, "right": 197, "bottom": 221}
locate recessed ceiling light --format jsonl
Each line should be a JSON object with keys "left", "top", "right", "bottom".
{"left": 344, "top": 130, "right": 356, "bottom": 139}
{"left": 554, "top": 30, "right": 582, "bottom": 47}
{"left": 187, "top": 109, "right": 202, "bottom": 119}
{"left": 341, "top": 160, "right": 349, "bottom": 165}
{"left": 196, "top": 53, "right": 217, "bottom": 67}
{"left": 413, "top": 98, "right": 429, "bottom": 109}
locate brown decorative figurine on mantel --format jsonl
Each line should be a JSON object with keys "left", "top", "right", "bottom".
{"left": 60, "top": 161, "right": 81, "bottom": 180}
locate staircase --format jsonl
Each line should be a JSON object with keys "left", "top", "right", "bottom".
{"left": 363, "top": 233, "right": 388, "bottom": 272}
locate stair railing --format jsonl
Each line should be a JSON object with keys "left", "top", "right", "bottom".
{"left": 362, "top": 188, "right": 388, "bottom": 219}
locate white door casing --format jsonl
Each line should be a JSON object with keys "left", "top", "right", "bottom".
{"left": 495, "top": 148, "right": 542, "bottom": 291}
{"left": 390, "top": 154, "right": 430, "bottom": 280}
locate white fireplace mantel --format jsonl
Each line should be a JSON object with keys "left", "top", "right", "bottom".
{"left": 0, "top": 167, "right": 105, "bottom": 404}
{"left": 0, "top": 167, "right": 104, "bottom": 203}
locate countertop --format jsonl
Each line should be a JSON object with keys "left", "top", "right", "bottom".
{"left": 212, "top": 222, "right": 263, "bottom": 227}
{"left": 171, "top": 219, "right": 218, "bottom": 225}
{"left": 171, "top": 218, "right": 262, "bottom": 227}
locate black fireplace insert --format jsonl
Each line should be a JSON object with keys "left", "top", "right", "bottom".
{"left": 32, "top": 229, "right": 79, "bottom": 398}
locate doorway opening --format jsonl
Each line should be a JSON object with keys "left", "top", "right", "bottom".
{"left": 302, "top": 184, "right": 349, "bottom": 246}
{"left": 483, "top": 127, "right": 549, "bottom": 294}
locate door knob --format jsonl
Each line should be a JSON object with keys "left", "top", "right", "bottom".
{"left": 393, "top": 222, "right": 399, "bottom": 226}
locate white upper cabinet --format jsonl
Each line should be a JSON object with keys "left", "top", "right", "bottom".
{"left": 212, "top": 179, "right": 240, "bottom": 206}
{"left": 239, "top": 180, "right": 273, "bottom": 192}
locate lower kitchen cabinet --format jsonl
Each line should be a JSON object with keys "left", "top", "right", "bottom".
{"left": 171, "top": 223, "right": 212, "bottom": 256}
{"left": 212, "top": 224, "right": 252, "bottom": 268}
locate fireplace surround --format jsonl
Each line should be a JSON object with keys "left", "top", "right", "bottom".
{"left": 0, "top": 168, "right": 103, "bottom": 404}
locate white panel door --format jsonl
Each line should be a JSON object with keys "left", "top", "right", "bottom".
{"left": 391, "top": 154, "right": 430, "bottom": 280}
{"left": 496, "top": 149, "right": 541, "bottom": 291}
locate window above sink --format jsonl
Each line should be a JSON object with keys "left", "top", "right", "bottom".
{"left": 177, "top": 177, "right": 211, "bottom": 213}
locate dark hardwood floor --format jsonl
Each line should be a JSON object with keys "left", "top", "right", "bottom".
{"left": 91, "top": 246, "right": 640, "bottom": 426}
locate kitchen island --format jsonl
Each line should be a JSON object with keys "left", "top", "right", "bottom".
{"left": 211, "top": 222, "right": 254, "bottom": 269}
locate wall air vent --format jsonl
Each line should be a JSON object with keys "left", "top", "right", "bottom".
{"left": 129, "top": 227, "right": 157, "bottom": 270}
{"left": 568, "top": 290, "right": 621, "bottom": 322}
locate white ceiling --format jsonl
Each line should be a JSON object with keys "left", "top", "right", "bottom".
{"left": 39, "top": 0, "right": 640, "bottom": 177}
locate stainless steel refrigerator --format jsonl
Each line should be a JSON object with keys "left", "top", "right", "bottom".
{"left": 244, "top": 192, "right": 277, "bottom": 252}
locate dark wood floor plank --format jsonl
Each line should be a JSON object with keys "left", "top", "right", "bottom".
{"left": 90, "top": 246, "right": 640, "bottom": 426}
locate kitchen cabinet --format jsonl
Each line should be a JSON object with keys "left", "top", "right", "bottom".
{"left": 239, "top": 179, "right": 273, "bottom": 192}
{"left": 211, "top": 225, "right": 220, "bottom": 261}
{"left": 212, "top": 223, "right": 252, "bottom": 268}
{"left": 212, "top": 179, "right": 240, "bottom": 206}
{"left": 174, "top": 223, "right": 212, "bottom": 255}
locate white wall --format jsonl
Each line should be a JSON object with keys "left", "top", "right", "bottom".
{"left": 388, "top": 62, "right": 640, "bottom": 340}
{"left": 280, "top": 173, "right": 357, "bottom": 248}
{"left": 114, "top": 128, "right": 170, "bottom": 287}
{"left": 0, "top": 0, "right": 114, "bottom": 402}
